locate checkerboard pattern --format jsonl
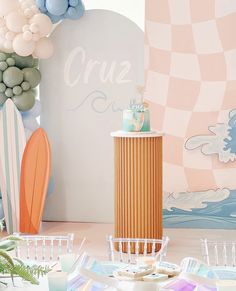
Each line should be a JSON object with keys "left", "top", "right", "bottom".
{"left": 145, "top": 0, "right": 236, "bottom": 193}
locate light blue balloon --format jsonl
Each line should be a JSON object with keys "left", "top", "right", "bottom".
{"left": 28, "top": 100, "right": 41, "bottom": 118}
{"left": 64, "top": 1, "right": 84, "bottom": 19}
{"left": 69, "top": 0, "right": 78, "bottom": 7}
{"left": 46, "top": 0, "right": 68, "bottom": 16}
{"left": 36, "top": 0, "right": 47, "bottom": 12}
{"left": 47, "top": 177, "right": 55, "bottom": 197}
{"left": 0, "top": 199, "right": 4, "bottom": 220}
{"left": 24, "top": 128, "right": 33, "bottom": 140}
{"left": 23, "top": 115, "right": 39, "bottom": 131}
{"left": 66, "top": 6, "right": 76, "bottom": 18}
{"left": 46, "top": 12, "right": 62, "bottom": 23}
{"left": 21, "top": 100, "right": 41, "bottom": 122}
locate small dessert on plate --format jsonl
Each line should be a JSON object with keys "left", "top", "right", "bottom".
{"left": 143, "top": 273, "right": 168, "bottom": 282}
{"left": 114, "top": 265, "right": 154, "bottom": 281}
{"left": 154, "top": 261, "right": 181, "bottom": 277}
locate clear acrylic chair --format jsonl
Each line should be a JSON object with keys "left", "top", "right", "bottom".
{"left": 201, "top": 238, "right": 236, "bottom": 267}
{"left": 13, "top": 233, "right": 74, "bottom": 262}
{"left": 107, "top": 235, "right": 169, "bottom": 264}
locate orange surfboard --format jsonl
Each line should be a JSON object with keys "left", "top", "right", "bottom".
{"left": 20, "top": 128, "right": 51, "bottom": 234}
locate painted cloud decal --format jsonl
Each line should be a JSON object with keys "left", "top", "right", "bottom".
{"left": 185, "top": 109, "right": 236, "bottom": 163}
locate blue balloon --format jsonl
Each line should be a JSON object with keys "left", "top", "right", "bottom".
{"left": 36, "top": 0, "right": 47, "bottom": 13}
{"left": 47, "top": 176, "right": 55, "bottom": 197}
{"left": 28, "top": 100, "right": 41, "bottom": 118}
{"left": 64, "top": 1, "right": 84, "bottom": 20}
{"left": 21, "top": 100, "right": 41, "bottom": 119}
{"left": 36, "top": 0, "right": 85, "bottom": 23}
{"left": 65, "top": 6, "right": 76, "bottom": 18}
{"left": 23, "top": 115, "right": 39, "bottom": 131}
{"left": 46, "top": 0, "right": 68, "bottom": 16}
{"left": 46, "top": 12, "right": 62, "bottom": 23}
{"left": 69, "top": 0, "right": 79, "bottom": 7}
{"left": 24, "top": 128, "right": 33, "bottom": 140}
{"left": 0, "top": 199, "right": 4, "bottom": 220}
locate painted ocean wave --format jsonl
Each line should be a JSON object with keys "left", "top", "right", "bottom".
{"left": 163, "top": 214, "right": 236, "bottom": 229}
{"left": 163, "top": 190, "right": 236, "bottom": 229}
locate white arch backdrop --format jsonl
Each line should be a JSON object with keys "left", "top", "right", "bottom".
{"left": 40, "top": 9, "right": 144, "bottom": 222}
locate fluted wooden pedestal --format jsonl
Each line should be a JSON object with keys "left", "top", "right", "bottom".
{"left": 111, "top": 131, "right": 163, "bottom": 253}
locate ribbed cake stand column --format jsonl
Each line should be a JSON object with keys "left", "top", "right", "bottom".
{"left": 111, "top": 131, "right": 163, "bottom": 253}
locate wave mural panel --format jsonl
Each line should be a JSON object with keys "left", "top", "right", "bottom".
{"left": 145, "top": 0, "right": 236, "bottom": 228}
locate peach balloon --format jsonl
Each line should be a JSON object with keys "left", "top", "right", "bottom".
{"left": 13, "top": 34, "right": 35, "bottom": 56}
{"left": 6, "top": 11, "right": 27, "bottom": 33}
{"left": 34, "top": 37, "right": 54, "bottom": 59}
{"left": 30, "top": 14, "right": 52, "bottom": 37}
{"left": 4, "top": 40, "right": 14, "bottom": 53}
{"left": 0, "top": 0, "right": 19, "bottom": 17}
{"left": 0, "top": 36, "right": 5, "bottom": 50}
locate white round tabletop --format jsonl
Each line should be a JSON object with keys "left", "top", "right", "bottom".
{"left": 111, "top": 130, "right": 164, "bottom": 138}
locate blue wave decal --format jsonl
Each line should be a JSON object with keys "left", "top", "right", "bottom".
{"left": 163, "top": 190, "right": 236, "bottom": 229}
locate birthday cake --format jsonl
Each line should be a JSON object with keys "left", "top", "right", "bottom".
{"left": 122, "top": 101, "right": 150, "bottom": 132}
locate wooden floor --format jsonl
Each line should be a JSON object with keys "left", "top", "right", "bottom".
{"left": 28, "top": 222, "right": 236, "bottom": 264}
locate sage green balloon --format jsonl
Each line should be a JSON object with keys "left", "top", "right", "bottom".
{"left": 13, "top": 85, "right": 22, "bottom": 95}
{"left": 5, "top": 88, "right": 13, "bottom": 98}
{"left": 11, "top": 53, "right": 35, "bottom": 69}
{"left": 3, "top": 67, "right": 24, "bottom": 88}
{"left": 21, "top": 81, "right": 30, "bottom": 91}
{"left": 6, "top": 58, "right": 15, "bottom": 67}
{"left": 0, "top": 93, "right": 7, "bottom": 106}
{"left": 12, "top": 90, "right": 36, "bottom": 112}
{"left": 0, "top": 83, "right": 6, "bottom": 93}
{"left": 0, "top": 53, "right": 7, "bottom": 62}
{"left": 0, "top": 61, "right": 8, "bottom": 71}
{"left": 22, "top": 68, "right": 41, "bottom": 88}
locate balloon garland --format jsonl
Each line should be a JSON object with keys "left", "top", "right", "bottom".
{"left": 0, "top": 52, "right": 40, "bottom": 111}
{"left": 0, "top": 0, "right": 85, "bottom": 223}
{"left": 36, "top": 0, "right": 85, "bottom": 23}
{"left": 0, "top": 0, "right": 54, "bottom": 58}
{"left": 0, "top": 0, "right": 85, "bottom": 128}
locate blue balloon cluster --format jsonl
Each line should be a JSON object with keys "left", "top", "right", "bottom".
{"left": 36, "top": 0, "right": 85, "bottom": 23}
{"left": 21, "top": 99, "right": 41, "bottom": 139}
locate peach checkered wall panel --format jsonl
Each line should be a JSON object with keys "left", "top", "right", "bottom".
{"left": 145, "top": 0, "right": 236, "bottom": 228}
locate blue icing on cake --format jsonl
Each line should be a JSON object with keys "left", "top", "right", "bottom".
{"left": 123, "top": 102, "right": 150, "bottom": 132}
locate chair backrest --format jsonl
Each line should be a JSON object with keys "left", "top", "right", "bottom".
{"left": 13, "top": 233, "right": 74, "bottom": 262}
{"left": 201, "top": 238, "right": 236, "bottom": 267}
{"left": 107, "top": 235, "right": 169, "bottom": 264}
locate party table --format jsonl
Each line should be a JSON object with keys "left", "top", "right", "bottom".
{"left": 111, "top": 131, "right": 163, "bottom": 252}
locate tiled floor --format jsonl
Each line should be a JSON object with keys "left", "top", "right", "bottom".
{"left": 36, "top": 222, "right": 236, "bottom": 264}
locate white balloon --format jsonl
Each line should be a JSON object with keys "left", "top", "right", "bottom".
{"left": 13, "top": 33, "right": 35, "bottom": 56}
{"left": 5, "top": 31, "right": 15, "bottom": 40}
{"left": 23, "top": 30, "right": 32, "bottom": 41}
{"left": 0, "top": 26, "right": 7, "bottom": 36}
{"left": 23, "top": 24, "right": 30, "bottom": 32}
{"left": 0, "top": 18, "right": 5, "bottom": 28}
{"left": 34, "top": 37, "right": 54, "bottom": 59}
{"left": 32, "top": 33, "right": 39, "bottom": 42}
{"left": 6, "top": 11, "right": 27, "bottom": 33}
{"left": 30, "top": 23, "right": 38, "bottom": 33}
{"left": 24, "top": 8, "right": 33, "bottom": 18}
{"left": 4, "top": 40, "right": 13, "bottom": 52}
{"left": 31, "top": 5, "right": 38, "bottom": 14}
{"left": 2, "top": 40, "right": 14, "bottom": 53}
{"left": 30, "top": 14, "right": 52, "bottom": 37}
{"left": 0, "top": 0, "right": 19, "bottom": 17}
